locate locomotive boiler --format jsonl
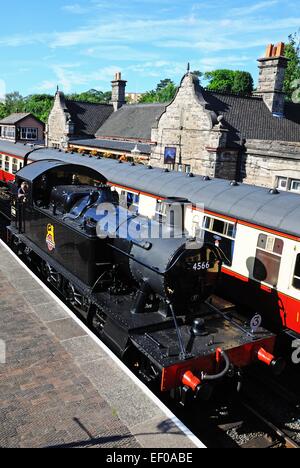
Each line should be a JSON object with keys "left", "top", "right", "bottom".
{"left": 7, "top": 160, "right": 284, "bottom": 404}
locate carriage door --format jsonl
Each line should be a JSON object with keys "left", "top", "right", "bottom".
{"left": 290, "top": 250, "right": 300, "bottom": 334}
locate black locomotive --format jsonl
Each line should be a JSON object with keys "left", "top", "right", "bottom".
{"left": 7, "top": 160, "right": 283, "bottom": 404}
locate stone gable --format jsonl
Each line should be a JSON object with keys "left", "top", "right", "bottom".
{"left": 150, "top": 73, "right": 235, "bottom": 179}
{"left": 46, "top": 92, "right": 71, "bottom": 148}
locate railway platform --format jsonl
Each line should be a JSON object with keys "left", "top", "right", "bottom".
{"left": 0, "top": 240, "right": 202, "bottom": 449}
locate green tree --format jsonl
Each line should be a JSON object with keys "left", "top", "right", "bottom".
{"left": 23, "top": 94, "right": 54, "bottom": 122}
{"left": 204, "top": 69, "right": 254, "bottom": 95}
{"left": 284, "top": 33, "right": 300, "bottom": 101}
{"left": 4, "top": 92, "right": 24, "bottom": 114}
{"left": 139, "top": 79, "right": 177, "bottom": 103}
{"left": 67, "top": 89, "right": 112, "bottom": 104}
{"left": 0, "top": 102, "right": 6, "bottom": 119}
{"left": 232, "top": 71, "right": 254, "bottom": 95}
{"left": 156, "top": 79, "right": 173, "bottom": 93}
{"left": 191, "top": 70, "right": 203, "bottom": 79}
{"left": 204, "top": 70, "right": 235, "bottom": 93}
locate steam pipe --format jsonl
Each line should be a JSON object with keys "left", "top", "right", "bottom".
{"left": 201, "top": 349, "right": 231, "bottom": 381}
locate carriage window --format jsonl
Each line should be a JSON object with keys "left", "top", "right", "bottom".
{"left": 293, "top": 254, "right": 300, "bottom": 290}
{"left": 253, "top": 234, "right": 283, "bottom": 287}
{"left": 155, "top": 200, "right": 167, "bottom": 221}
{"left": 12, "top": 159, "right": 18, "bottom": 174}
{"left": 5, "top": 156, "right": 9, "bottom": 172}
{"left": 202, "top": 216, "right": 236, "bottom": 266}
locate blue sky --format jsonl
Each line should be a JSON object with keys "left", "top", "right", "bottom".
{"left": 0, "top": 0, "right": 299, "bottom": 97}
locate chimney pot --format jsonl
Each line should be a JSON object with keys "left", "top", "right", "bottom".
{"left": 266, "top": 44, "right": 274, "bottom": 58}
{"left": 276, "top": 42, "right": 285, "bottom": 57}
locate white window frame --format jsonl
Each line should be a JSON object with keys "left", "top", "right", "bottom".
{"left": 20, "top": 127, "right": 38, "bottom": 141}
{"left": 2, "top": 126, "right": 15, "bottom": 139}
{"left": 202, "top": 215, "right": 236, "bottom": 240}
{"left": 290, "top": 179, "right": 300, "bottom": 194}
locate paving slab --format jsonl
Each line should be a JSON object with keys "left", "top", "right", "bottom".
{"left": 0, "top": 241, "right": 202, "bottom": 449}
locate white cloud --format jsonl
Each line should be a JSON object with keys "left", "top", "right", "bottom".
{"left": 62, "top": 3, "right": 88, "bottom": 14}
{"left": 230, "top": 0, "right": 279, "bottom": 17}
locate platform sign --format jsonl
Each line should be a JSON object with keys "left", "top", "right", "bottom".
{"left": 164, "top": 147, "right": 177, "bottom": 165}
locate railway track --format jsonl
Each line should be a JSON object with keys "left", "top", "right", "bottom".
{"left": 0, "top": 210, "right": 299, "bottom": 449}
{"left": 240, "top": 400, "right": 299, "bottom": 448}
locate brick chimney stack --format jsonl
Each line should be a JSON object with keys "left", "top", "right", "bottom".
{"left": 257, "top": 42, "right": 288, "bottom": 117}
{"left": 111, "top": 72, "right": 127, "bottom": 112}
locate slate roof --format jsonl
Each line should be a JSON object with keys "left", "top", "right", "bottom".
{"left": 202, "top": 90, "right": 300, "bottom": 144}
{"left": 70, "top": 138, "right": 151, "bottom": 155}
{"left": 95, "top": 103, "right": 166, "bottom": 141}
{"left": 94, "top": 74, "right": 300, "bottom": 146}
{"left": 0, "top": 113, "right": 36, "bottom": 125}
{"left": 66, "top": 101, "right": 113, "bottom": 138}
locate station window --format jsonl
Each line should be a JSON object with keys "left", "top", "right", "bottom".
{"left": 253, "top": 234, "right": 284, "bottom": 287}
{"left": 293, "top": 254, "right": 300, "bottom": 290}
{"left": 201, "top": 216, "right": 236, "bottom": 266}
{"left": 2, "top": 126, "right": 15, "bottom": 138}
{"left": 21, "top": 127, "right": 38, "bottom": 140}
{"left": 276, "top": 177, "right": 300, "bottom": 194}
{"left": 291, "top": 180, "right": 300, "bottom": 194}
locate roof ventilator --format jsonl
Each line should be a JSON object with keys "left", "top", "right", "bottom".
{"left": 269, "top": 188, "right": 280, "bottom": 195}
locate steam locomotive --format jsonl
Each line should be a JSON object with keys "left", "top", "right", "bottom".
{"left": 7, "top": 159, "right": 283, "bottom": 404}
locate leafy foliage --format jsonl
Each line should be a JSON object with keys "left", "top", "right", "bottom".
{"left": 204, "top": 69, "right": 254, "bottom": 95}
{"left": 139, "top": 79, "right": 178, "bottom": 103}
{"left": 23, "top": 94, "right": 54, "bottom": 122}
{"left": 66, "top": 89, "right": 112, "bottom": 104}
{"left": 284, "top": 33, "right": 300, "bottom": 101}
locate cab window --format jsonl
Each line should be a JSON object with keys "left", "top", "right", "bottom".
{"left": 293, "top": 254, "right": 300, "bottom": 290}
{"left": 253, "top": 234, "right": 283, "bottom": 287}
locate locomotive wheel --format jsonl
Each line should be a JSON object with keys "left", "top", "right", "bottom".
{"left": 64, "top": 282, "right": 83, "bottom": 308}
{"left": 10, "top": 236, "right": 24, "bottom": 257}
{"left": 88, "top": 305, "right": 107, "bottom": 335}
{"left": 41, "top": 262, "right": 62, "bottom": 290}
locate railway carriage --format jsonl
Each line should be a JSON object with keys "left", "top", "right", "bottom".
{"left": 1, "top": 140, "right": 300, "bottom": 343}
